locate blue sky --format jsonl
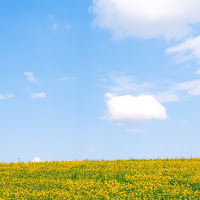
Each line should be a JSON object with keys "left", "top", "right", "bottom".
{"left": 1, "top": 0, "right": 200, "bottom": 162}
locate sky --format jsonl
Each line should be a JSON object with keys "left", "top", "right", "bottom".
{"left": 1, "top": 0, "right": 200, "bottom": 162}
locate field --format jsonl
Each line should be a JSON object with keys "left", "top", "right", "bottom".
{"left": 0, "top": 159, "right": 200, "bottom": 199}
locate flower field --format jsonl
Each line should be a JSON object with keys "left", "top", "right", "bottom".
{"left": 0, "top": 159, "right": 200, "bottom": 199}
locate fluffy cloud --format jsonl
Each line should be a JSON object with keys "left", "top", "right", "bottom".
{"left": 0, "top": 93, "right": 14, "bottom": 100}
{"left": 174, "top": 79, "right": 200, "bottom": 96}
{"left": 32, "top": 157, "right": 43, "bottom": 163}
{"left": 90, "top": 0, "right": 200, "bottom": 39}
{"left": 31, "top": 92, "right": 46, "bottom": 99}
{"left": 104, "top": 93, "right": 167, "bottom": 122}
{"left": 166, "top": 35, "right": 200, "bottom": 62}
{"left": 24, "top": 72, "right": 37, "bottom": 82}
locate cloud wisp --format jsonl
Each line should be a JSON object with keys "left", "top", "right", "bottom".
{"left": 52, "top": 23, "right": 59, "bottom": 30}
{"left": 166, "top": 35, "right": 200, "bottom": 63}
{"left": 24, "top": 72, "right": 37, "bottom": 82}
{"left": 152, "top": 91, "right": 180, "bottom": 103}
{"left": 99, "top": 72, "right": 153, "bottom": 94}
{"left": 48, "top": 15, "right": 71, "bottom": 31}
{"left": 31, "top": 92, "right": 46, "bottom": 99}
{"left": 100, "top": 72, "right": 180, "bottom": 103}
{"left": 0, "top": 93, "right": 14, "bottom": 101}
{"left": 173, "top": 79, "right": 200, "bottom": 96}
{"left": 90, "top": 0, "right": 200, "bottom": 39}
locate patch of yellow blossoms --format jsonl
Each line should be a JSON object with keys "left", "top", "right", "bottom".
{"left": 0, "top": 159, "right": 200, "bottom": 199}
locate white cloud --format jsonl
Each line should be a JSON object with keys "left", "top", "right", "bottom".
{"left": 0, "top": 93, "right": 14, "bottom": 100}
{"left": 31, "top": 92, "right": 46, "bottom": 99}
{"left": 104, "top": 93, "right": 167, "bottom": 122}
{"left": 174, "top": 79, "right": 200, "bottom": 96}
{"left": 166, "top": 35, "right": 200, "bottom": 62}
{"left": 32, "top": 157, "right": 43, "bottom": 163}
{"left": 90, "top": 0, "right": 200, "bottom": 39}
{"left": 24, "top": 72, "right": 37, "bottom": 82}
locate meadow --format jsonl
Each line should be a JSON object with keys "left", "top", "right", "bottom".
{"left": 0, "top": 159, "right": 200, "bottom": 199}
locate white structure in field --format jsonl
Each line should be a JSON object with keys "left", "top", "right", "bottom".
{"left": 32, "top": 157, "right": 43, "bottom": 163}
